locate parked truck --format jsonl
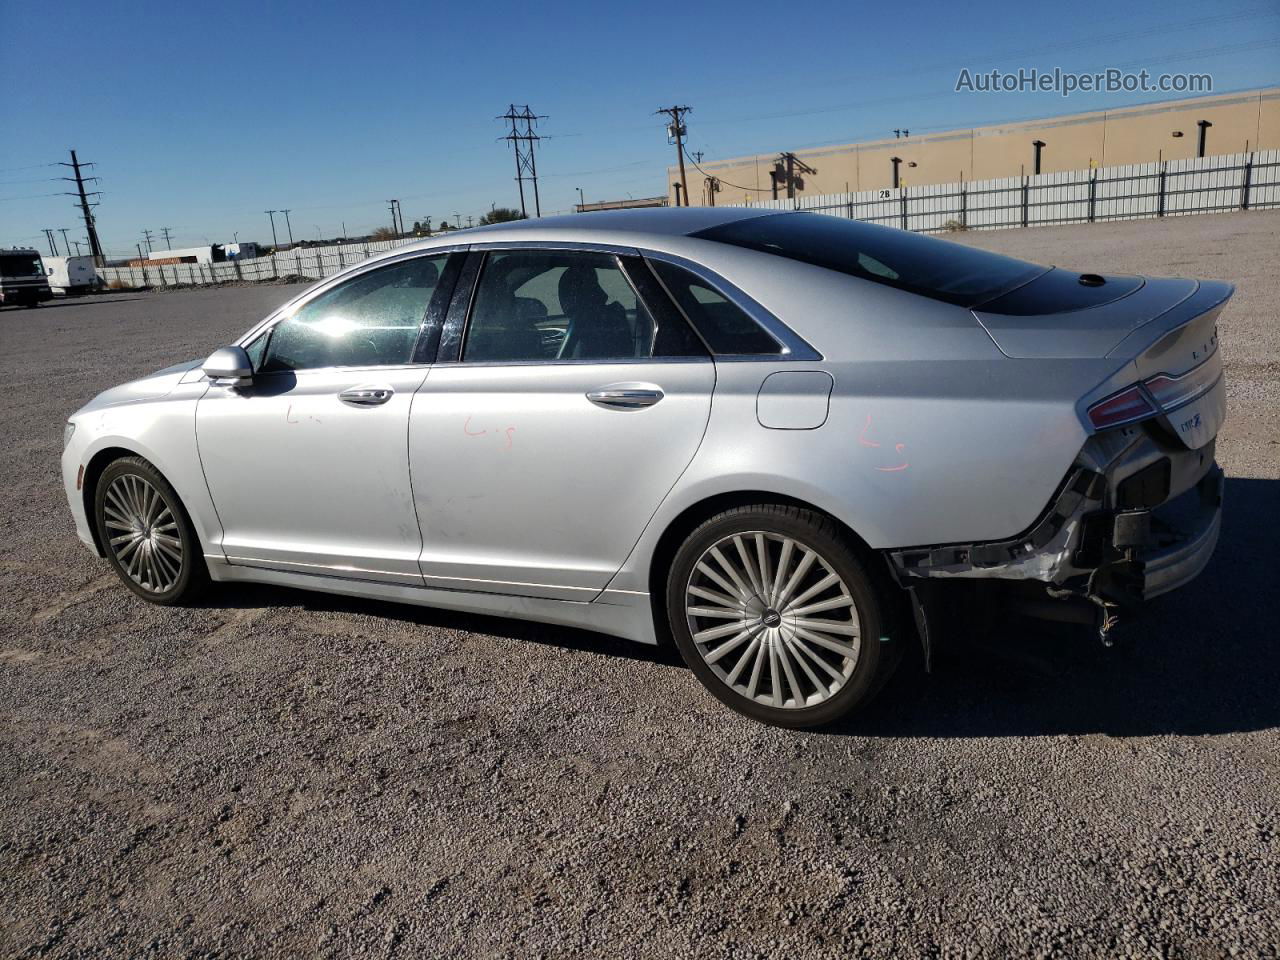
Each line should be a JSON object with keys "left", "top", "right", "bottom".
{"left": 44, "top": 255, "right": 100, "bottom": 296}
{"left": 0, "top": 248, "right": 54, "bottom": 308}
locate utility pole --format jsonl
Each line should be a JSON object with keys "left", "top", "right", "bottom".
{"left": 58, "top": 228, "right": 72, "bottom": 255}
{"left": 42, "top": 229, "right": 58, "bottom": 256}
{"left": 499, "top": 104, "right": 545, "bottom": 218}
{"left": 136, "top": 243, "right": 145, "bottom": 263}
{"left": 466, "top": 215, "right": 474, "bottom": 228}
{"left": 395, "top": 201, "right": 404, "bottom": 235}
{"left": 454, "top": 213, "right": 461, "bottom": 228}
{"left": 774, "top": 152, "right": 816, "bottom": 200}
{"left": 265, "top": 210, "right": 279, "bottom": 248}
{"left": 387, "top": 200, "right": 400, "bottom": 237}
{"left": 656, "top": 106, "right": 691, "bottom": 205}
{"left": 141, "top": 228, "right": 155, "bottom": 253}
{"left": 281, "top": 209, "right": 295, "bottom": 246}
{"left": 577, "top": 186, "right": 584, "bottom": 211}
{"left": 58, "top": 149, "right": 105, "bottom": 265}
{"left": 160, "top": 226, "right": 173, "bottom": 250}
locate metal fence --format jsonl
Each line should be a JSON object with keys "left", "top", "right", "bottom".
{"left": 98, "top": 236, "right": 422, "bottom": 289}
{"left": 97, "top": 150, "right": 1279, "bottom": 289}
{"left": 729, "top": 149, "right": 1280, "bottom": 233}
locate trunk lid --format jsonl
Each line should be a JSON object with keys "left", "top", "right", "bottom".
{"left": 973, "top": 271, "right": 1205, "bottom": 359}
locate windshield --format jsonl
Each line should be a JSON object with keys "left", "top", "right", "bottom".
{"left": 0, "top": 255, "right": 46, "bottom": 278}
{"left": 693, "top": 213, "right": 1046, "bottom": 308}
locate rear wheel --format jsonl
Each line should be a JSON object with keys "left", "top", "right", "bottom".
{"left": 667, "top": 505, "right": 902, "bottom": 728}
{"left": 93, "top": 457, "right": 206, "bottom": 604}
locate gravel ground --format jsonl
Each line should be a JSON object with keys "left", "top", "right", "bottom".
{"left": 2, "top": 212, "right": 1278, "bottom": 959}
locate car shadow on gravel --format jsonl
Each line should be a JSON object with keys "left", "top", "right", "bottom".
{"left": 201, "top": 583, "right": 686, "bottom": 668}
{"left": 201, "top": 477, "right": 1276, "bottom": 739}
{"left": 844, "top": 476, "right": 1280, "bottom": 739}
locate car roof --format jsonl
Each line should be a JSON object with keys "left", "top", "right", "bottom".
{"left": 393, "top": 206, "right": 778, "bottom": 255}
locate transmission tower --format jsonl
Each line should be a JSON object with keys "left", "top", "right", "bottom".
{"left": 58, "top": 149, "right": 105, "bottom": 264}
{"left": 500, "top": 104, "right": 545, "bottom": 218}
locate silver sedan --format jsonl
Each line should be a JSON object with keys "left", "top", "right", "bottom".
{"left": 61, "top": 209, "right": 1230, "bottom": 727}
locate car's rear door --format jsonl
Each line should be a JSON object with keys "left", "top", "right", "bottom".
{"left": 408, "top": 245, "right": 714, "bottom": 601}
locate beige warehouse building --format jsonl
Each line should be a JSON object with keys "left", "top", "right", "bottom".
{"left": 671, "top": 88, "right": 1280, "bottom": 206}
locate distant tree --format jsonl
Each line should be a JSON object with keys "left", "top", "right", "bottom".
{"left": 370, "top": 226, "right": 397, "bottom": 241}
{"left": 436, "top": 221, "right": 452, "bottom": 232}
{"left": 478, "top": 207, "right": 525, "bottom": 225}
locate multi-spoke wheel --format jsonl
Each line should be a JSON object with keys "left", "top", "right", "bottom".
{"left": 93, "top": 457, "right": 206, "bottom": 604}
{"left": 667, "top": 505, "right": 901, "bottom": 727}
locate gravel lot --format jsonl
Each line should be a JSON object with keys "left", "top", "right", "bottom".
{"left": 2, "top": 212, "right": 1278, "bottom": 958}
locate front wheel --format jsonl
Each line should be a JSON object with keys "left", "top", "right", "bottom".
{"left": 666, "top": 505, "right": 902, "bottom": 728}
{"left": 93, "top": 456, "right": 207, "bottom": 604}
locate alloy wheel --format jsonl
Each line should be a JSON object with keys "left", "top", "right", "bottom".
{"left": 685, "top": 531, "right": 862, "bottom": 709}
{"left": 102, "top": 473, "right": 184, "bottom": 593}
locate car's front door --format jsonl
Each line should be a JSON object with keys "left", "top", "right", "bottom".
{"left": 408, "top": 247, "right": 715, "bottom": 601}
{"left": 196, "top": 252, "right": 456, "bottom": 584}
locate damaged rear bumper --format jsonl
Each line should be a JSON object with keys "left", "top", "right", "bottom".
{"left": 1140, "top": 467, "right": 1222, "bottom": 599}
{"left": 888, "top": 424, "right": 1224, "bottom": 621}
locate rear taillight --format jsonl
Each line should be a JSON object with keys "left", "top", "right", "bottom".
{"left": 1143, "top": 358, "right": 1220, "bottom": 410}
{"left": 1087, "top": 385, "right": 1157, "bottom": 429}
{"left": 1088, "top": 345, "right": 1221, "bottom": 431}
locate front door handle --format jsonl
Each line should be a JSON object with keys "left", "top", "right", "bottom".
{"left": 339, "top": 385, "right": 394, "bottom": 406}
{"left": 586, "top": 386, "right": 664, "bottom": 409}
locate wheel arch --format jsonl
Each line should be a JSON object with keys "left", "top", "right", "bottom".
{"left": 82, "top": 446, "right": 141, "bottom": 556}
{"left": 645, "top": 490, "right": 884, "bottom": 643}
{"left": 81, "top": 446, "right": 209, "bottom": 559}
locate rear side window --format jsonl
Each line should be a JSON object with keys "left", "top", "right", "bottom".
{"left": 693, "top": 213, "right": 1047, "bottom": 308}
{"left": 650, "top": 260, "right": 782, "bottom": 356}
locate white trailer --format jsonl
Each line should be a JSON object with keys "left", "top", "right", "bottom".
{"left": 45, "top": 256, "right": 99, "bottom": 295}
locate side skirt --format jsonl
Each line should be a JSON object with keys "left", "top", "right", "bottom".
{"left": 205, "top": 557, "right": 659, "bottom": 645}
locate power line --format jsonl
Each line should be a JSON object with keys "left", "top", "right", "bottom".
{"left": 0, "top": 162, "right": 59, "bottom": 174}
{"left": 500, "top": 104, "right": 545, "bottom": 218}
{"left": 684, "top": 153, "right": 774, "bottom": 195}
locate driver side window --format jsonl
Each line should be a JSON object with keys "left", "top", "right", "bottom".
{"left": 259, "top": 255, "right": 446, "bottom": 372}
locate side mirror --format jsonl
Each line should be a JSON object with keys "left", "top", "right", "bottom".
{"left": 203, "top": 345, "right": 253, "bottom": 386}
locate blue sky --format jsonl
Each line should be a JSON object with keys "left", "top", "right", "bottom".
{"left": 2, "top": 0, "right": 1276, "bottom": 255}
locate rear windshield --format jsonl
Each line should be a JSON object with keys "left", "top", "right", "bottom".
{"left": 693, "top": 213, "right": 1046, "bottom": 308}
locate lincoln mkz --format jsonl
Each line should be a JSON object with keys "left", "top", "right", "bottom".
{"left": 61, "top": 210, "right": 1230, "bottom": 726}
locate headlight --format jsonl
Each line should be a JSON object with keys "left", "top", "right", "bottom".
{"left": 63, "top": 422, "right": 76, "bottom": 449}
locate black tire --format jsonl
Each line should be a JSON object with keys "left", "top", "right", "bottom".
{"left": 666, "top": 504, "right": 904, "bottom": 728}
{"left": 93, "top": 456, "right": 207, "bottom": 605}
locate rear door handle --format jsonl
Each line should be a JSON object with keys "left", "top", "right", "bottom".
{"left": 586, "top": 387, "right": 664, "bottom": 409}
{"left": 339, "top": 385, "right": 394, "bottom": 406}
